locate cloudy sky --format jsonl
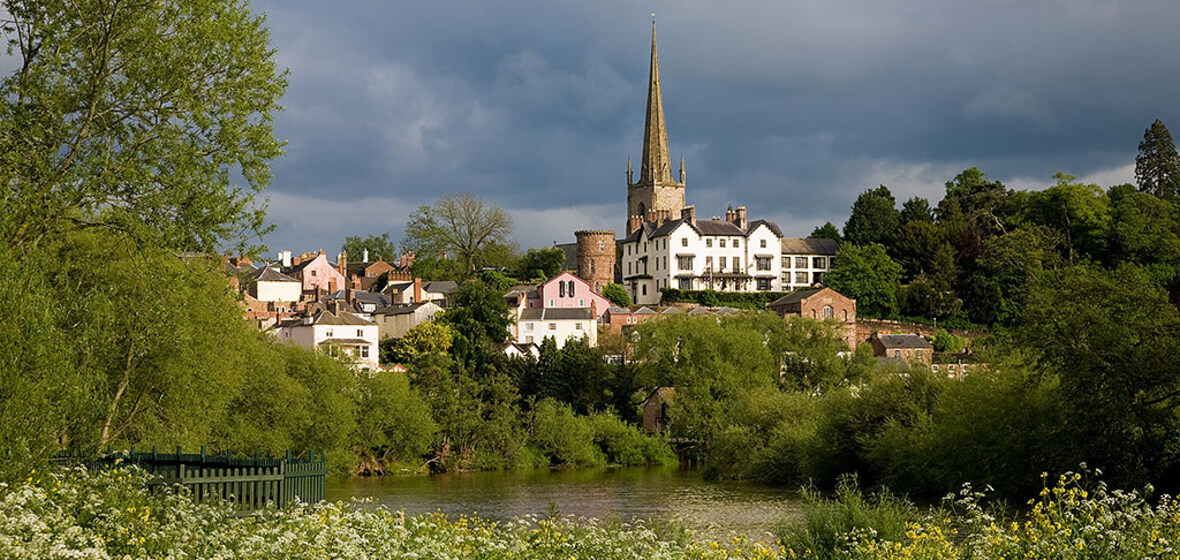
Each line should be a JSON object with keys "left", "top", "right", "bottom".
{"left": 250, "top": 0, "right": 1180, "bottom": 255}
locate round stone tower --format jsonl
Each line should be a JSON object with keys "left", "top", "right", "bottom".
{"left": 575, "top": 230, "right": 616, "bottom": 293}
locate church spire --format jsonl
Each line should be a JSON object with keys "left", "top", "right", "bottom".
{"left": 639, "top": 21, "right": 673, "bottom": 186}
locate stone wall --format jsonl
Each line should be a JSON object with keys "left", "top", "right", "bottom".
{"left": 575, "top": 231, "right": 616, "bottom": 293}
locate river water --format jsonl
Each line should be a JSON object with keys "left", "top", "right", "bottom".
{"left": 327, "top": 466, "right": 804, "bottom": 542}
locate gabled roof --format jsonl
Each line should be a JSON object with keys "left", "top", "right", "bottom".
{"left": 694, "top": 219, "right": 746, "bottom": 236}
{"left": 633, "top": 306, "right": 657, "bottom": 315}
{"left": 660, "top": 306, "right": 682, "bottom": 315}
{"left": 874, "top": 333, "right": 934, "bottom": 349}
{"left": 645, "top": 387, "right": 675, "bottom": 405}
{"left": 520, "top": 308, "right": 594, "bottom": 321}
{"left": 781, "top": 237, "right": 839, "bottom": 255}
{"left": 688, "top": 306, "right": 713, "bottom": 315}
{"left": 248, "top": 267, "right": 299, "bottom": 283}
{"left": 746, "top": 219, "right": 784, "bottom": 237}
{"left": 768, "top": 288, "right": 825, "bottom": 306}
{"left": 607, "top": 305, "right": 630, "bottom": 314}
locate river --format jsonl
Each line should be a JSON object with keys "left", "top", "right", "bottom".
{"left": 327, "top": 466, "right": 804, "bottom": 542}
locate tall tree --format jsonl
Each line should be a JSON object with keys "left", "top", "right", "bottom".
{"left": 1135, "top": 119, "right": 1180, "bottom": 199}
{"left": 899, "top": 197, "right": 935, "bottom": 224}
{"left": 844, "top": 186, "right": 900, "bottom": 247}
{"left": 404, "top": 193, "right": 514, "bottom": 278}
{"left": 516, "top": 247, "right": 565, "bottom": 280}
{"left": 0, "top": 0, "right": 287, "bottom": 254}
{"left": 824, "top": 243, "right": 903, "bottom": 316}
{"left": 342, "top": 233, "right": 397, "bottom": 263}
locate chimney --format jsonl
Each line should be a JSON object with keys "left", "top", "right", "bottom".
{"left": 328, "top": 279, "right": 338, "bottom": 294}
{"left": 240, "top": 257, "right": 252, "bottom": 267}
{"left": 362, "top": 249, "right": 369, "bottom": 263}
{"left": 338, "top": 251, "right": 347, "bottom": 277}
{"left": 279, "top": 250, "right": 292, "bottom": 267}
{"left": 735, "top": 206, "right": 748, "bottom": 229}
{"left": 681, "top": 205, "right": 696, "bottom": 223}
{"left": 628, "top": 215, "right": 643, "bottom": 235}
{"left": 406, "top": 252, "right": 415, "bottom": 267}
{"left": 292, "top": 256, "right": 302, "bottom": 267}
{"left": 725, "top": 207, "right": 735, "bottom": 223}
{"left": 413, "top": 277, "right": 423, "bottom": 303}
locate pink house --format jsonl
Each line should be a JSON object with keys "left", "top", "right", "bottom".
{"left": 283, "top": 251, "right": 346, "bottom": 295}
{"left": 528, "top": 272, "right": 610, "bottom": 320}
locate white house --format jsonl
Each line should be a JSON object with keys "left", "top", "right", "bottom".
{"left": 620, "top": 205, "right": 784, "bottom": 305}
{"left": 246, "top": 267, "right": 302, "bottom": 304}
{"left": 780, "top": 237, "right": 839, "bottom": 290}
{"left": 274, "top": 309, "right": 380, "bottom": 372}
{"left": 372, "top": 301, "right": 442, "bottom": 340}
{"left": 510, "top": 308, "right": 597, "bottom": 349}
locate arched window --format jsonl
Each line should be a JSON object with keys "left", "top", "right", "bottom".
{"left": 590, "top": 261, "right": 596, "bottom": 274}
{"left": 638, "top": 202, "right": 646, "bottom": 218}
{"left": 823, "top": 305, "right": 834, "bottom": 319}
{"left": 598, "top": 240, "right": 605, "bottom": 251}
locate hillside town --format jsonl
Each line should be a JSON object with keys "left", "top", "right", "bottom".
{"left": 229, "top": 24, "right": 971, "bottom": 377}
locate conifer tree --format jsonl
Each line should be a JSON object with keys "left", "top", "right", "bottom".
{"left": 1135, "top": 119, "right": 1180, "bottom": 199}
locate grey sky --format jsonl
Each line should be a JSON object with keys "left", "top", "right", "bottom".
{"left": 251, "top": 0, "right": 1180, "bottom": 254}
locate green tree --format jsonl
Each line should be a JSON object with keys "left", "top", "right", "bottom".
{"left": 1012, "top": 173, "right": 1111, "bottom": 262}
{"left": 810, "top": 222, "right": 843, "bottom": 242}
{"left": 1135, "top": 119, "right": 1180, "bottom": 199}
{"left": 352, "top": 371, "right": 437, "bottom": 473}
{"left": 438, "top": 280, "right": 512, "bottom": 362}
{"left": 824, "top": 243, "right": 903, "bottom": 316}
{"left": 380, "top": 322, "right": 454, "bottom": 365}
{"left": 1017, "top": 264, "right": 1180, "bottom": 485}
{"left": 341, "top": 233, "right": 397, "bottom": 263}
{"left": 899, "top": 197, "right": 934, "bottom": 224}
{"left": 0, "top": 0, "right": 287, "bottom": 254}
{"left": 404, "top": 193, "right": 514, "bottom": 278}
{"left": 516, "top": 247, "right": 566, "bottom": 280}
{"left": 601, "top": 283, "right": 631, "bottom": 307}
{"left": 1107, "top": 184, "right": 1180, "bottom": 267}
{"left": 844, "top": 186, "right": 900, "bottom": 246}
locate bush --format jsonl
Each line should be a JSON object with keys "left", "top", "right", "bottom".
{"left": 777, "top": 475, "right": 920, "bottom": 560}
{"left": 586, "top": 412, "right": 676, "bottom": 466}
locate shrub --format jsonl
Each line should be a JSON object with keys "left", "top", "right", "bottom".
{"left": 777, "top": 475, "right": 920, "bottom": 560}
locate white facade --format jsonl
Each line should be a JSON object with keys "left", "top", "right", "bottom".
{"left": 254, "top": 279, "right": 301, "bottom": 303}
{"left": 275, "top": 311, "right": 380, "bottom": 371}
{"left": 779, "top": 238, "right": 840, "bottom": 290}
{"left": 511, "top": 308, "right": 597, "bottom": 349}
{"left": 621, "top": 212, "right": 784, "bottom": 305}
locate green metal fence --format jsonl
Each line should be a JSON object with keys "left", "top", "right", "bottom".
{"left": 55, "top": 446, "right": 326, "bottom": 512}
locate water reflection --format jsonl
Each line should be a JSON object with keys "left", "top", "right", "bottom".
{"left": 327, "top": 466, "right": 804, "bottom": 542}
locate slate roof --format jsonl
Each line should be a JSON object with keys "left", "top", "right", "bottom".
{"left": 422, "top": 281, "right": 458, "bottom": 294}
{"left": 519, "top": 308, "right": 594, "bottom": 321}
{"left": 249, "top": 267, "right": 299, "bottom": 283}
{"left": 554, "top": 242, "right": 578, "bottom": 271}
{"left": 320, "top": 338, "right": 371, "bottom": 345}
{"left": 311, "top": 309, "right": 374, "bottom": 326}
{"left": 874, "top": 334, "right": 934, "bottom": 349}
{"left": 373, "top": 302, "right": 436, "bottom": 316}
{"left": 693, "top": 219, "right": 746, "bottom": 236}
{"left": 781, "top": 237, "right": 839, "bottom": 254}
{"left": 633, "top": 306, "right": 657, "bottom": 315}
{"left": 768, "top": 288, "right": 825, "bottom": 306}
{"left": 746, "top": 219, "right": 784, "bottom": 237}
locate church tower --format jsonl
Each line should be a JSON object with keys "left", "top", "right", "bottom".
{"left": 627, "top": 22, "right": 685, "bottom": 234}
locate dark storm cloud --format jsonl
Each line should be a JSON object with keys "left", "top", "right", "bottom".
{"left": 251, "top": 0, "right": 1180, "bottom": 251}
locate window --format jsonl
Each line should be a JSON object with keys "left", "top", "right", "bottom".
{"left": 310, "top": 270, "right": 317, "bottom": 277}
{"left": 705, "top": 256, "right": 713, "bottom": 269}
{"left": 627, "top": 245, "right": 631, "bottom": 255}
{"left": 326, "top": 330, "right": 334, "bottom": 337}
{"left": 757, "top": 278, "right": 772, "bottom": 290}
{"left": 894, "top": 350, "right": 901, "bottom": 358}
{"left": 706, "top": 238, "right": 713, "bottom": 247}
{"left": 361, "top": 346, "right": 369, "bottom": 358}
{"left": 590, "top": 261, "right": 596, "bottom": 274}
{"left": 761, "top": 239, "right": 767, "bottom": 248}
{"left": 579, "top": 299, "right": 584, "bottom": 306}
{"left": 677, "top": 256, "right": 694, "bottom": 270}
{"left": 357, "top": 328, "right": 364, "bottom": 337}
{"left": 575, "top": 322, "right": 583, "bottom": 331}
{"left": 628, "top": 262, "right": 632, "bottom": 274}
{"left": 782, "top": 256, "right": 790, "bottom": 268}
{"left": 549, "top": 299, "right": 554, "bottom": 306}
{"left": 795, "top": 272, "right": 808, "bottom": 284}
{"left": 525, "top": 336, "right": 533, "bottom": 343}
{"left": 812, "top": 310, "right": 817, "bottom": 318}
{"left": 525, "top": 322, "right": 534, "bottom": 331}
{"left": 795, "top": 257, "right": 807, "bottom": 268}
{"left": 679, "top": 277, "right": 692, "bottom": 290}
{"left": 681, "top": 238, "right": 688, "bottom": 247}
{"left": 559, "top": 282, "right": 566, "bottom": 297}
{"left": 813, "top": 271, "right": 825, "bottom": 284}
{"left": 599, "top": 240, "right": 605, "bottom": 251}
{"left": 813, "top": 257, "right": 827, "bottom": 269}
{"left": 719, "top": 256, "right": 727, "bottom": 270}
{"left": 734, "top": 239, "right": 739, "bottom": 248}
{"left": 642, "top": 284, "right": 647, "bottom": 295}
{"left": 719, "top": 239, "right": 726, "bottom": 248}
{"left": 567, "top": 280, "right": 575, "bottom": 296}
{"left": 733, "top": 257, "right": 741, "bottom": 270}
{"left": 916, "top": 350, "right": 924, "bottom": 360}
{"left": 823, "top": 305, "right": 833, "bottom": 319}
{"left": 756, "top": 257, "right": 771, "bottom": 271}
{"left": 548, "top": 323, "right": 557, "bottom": 331}
{"left": 842, "top": 310, "right": 848, "bottom": 321}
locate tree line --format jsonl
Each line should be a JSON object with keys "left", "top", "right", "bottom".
{"left": 819, "top": 119, "right": 1180, "bottom": 327}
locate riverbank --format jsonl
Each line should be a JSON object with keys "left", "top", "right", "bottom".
{"left": 5, "top": 466, "right": 1178, "bottom": 559}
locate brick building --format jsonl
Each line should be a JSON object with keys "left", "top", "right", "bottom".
{"left": 869, "top": 333, "right": 934, "bottom": 366}
{"left": 767, "top": 287, "right": 858, "bottom": 349}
